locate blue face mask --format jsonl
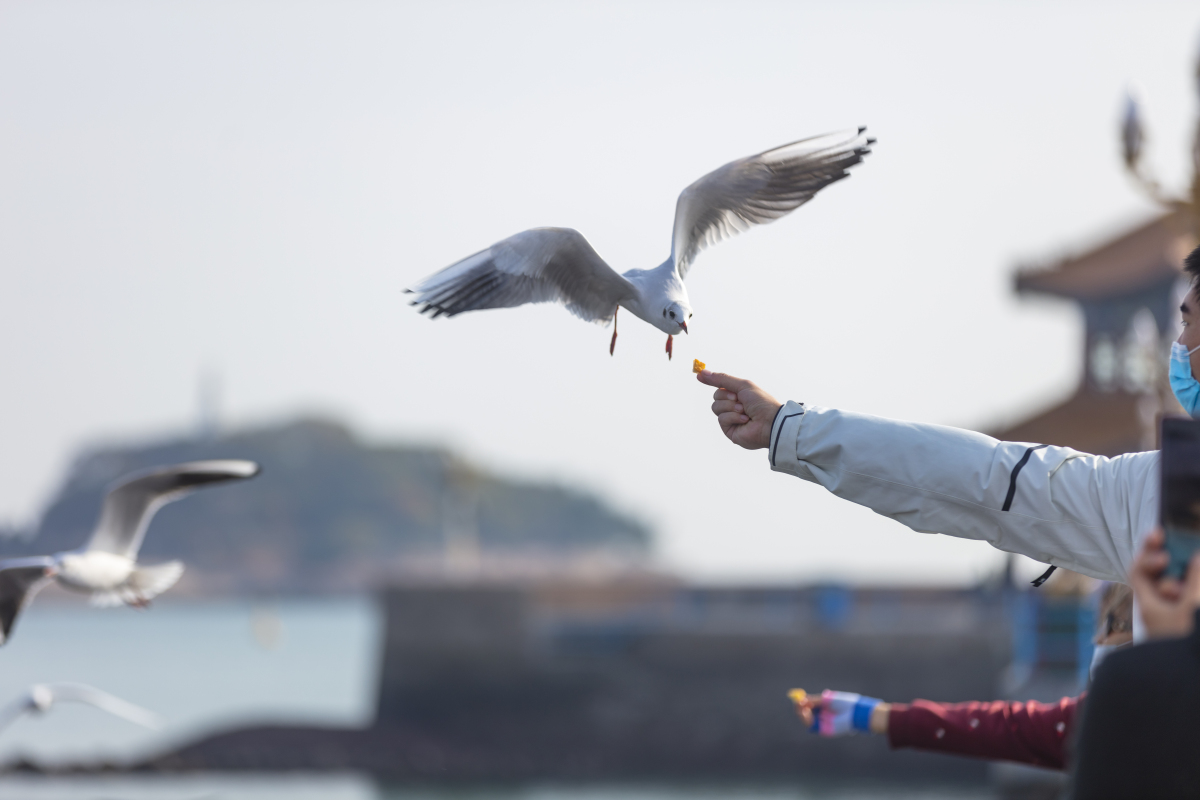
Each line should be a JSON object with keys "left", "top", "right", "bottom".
{"left": 1170, "top": 341, "right": 1200, "bottom": 417}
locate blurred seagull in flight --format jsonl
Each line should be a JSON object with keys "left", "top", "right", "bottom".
{"left": 408, "top": 128, "right": 874, "bottom": 359}
{"left": 0, "top": 460, "right": 260, "bottom": 645}
{"left": 0, "top": 683, "right": 161, "bottom": 732}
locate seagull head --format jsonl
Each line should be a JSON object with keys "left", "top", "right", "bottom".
{"left": 28, "top": 685, "right": 53, "bottom": 714}
{"left": 662, "top": 302, "right": 692, "bottom": 335}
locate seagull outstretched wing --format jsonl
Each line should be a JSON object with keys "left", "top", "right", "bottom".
{"left": 40, "top": 683, "right": 161, "bottom": 729}
{"left": 86, "top": 460, "right": 260, "bottom": 560}
{"left": 408, "top": 227, "right": 638, "bottom": 323}
{"left": 0, "top": 558, "right": 56, "bottom": 645}
{"left": 671, "top": 128, "right": 874, "bottom": 279}
{"left": 0, "top": 683, "right": 160, "bottom": 731}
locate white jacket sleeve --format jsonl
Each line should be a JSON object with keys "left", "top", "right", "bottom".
{"left": 768, "top": 402, "right": 1159, "bottom": 583}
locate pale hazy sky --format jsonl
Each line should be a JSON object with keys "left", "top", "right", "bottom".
{"left": 2, "top": 0, "right": 1198, "bottom": 584}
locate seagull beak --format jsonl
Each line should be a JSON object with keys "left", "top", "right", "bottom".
{"left": 680, "top": 321, "right": 688, "bottom": 334}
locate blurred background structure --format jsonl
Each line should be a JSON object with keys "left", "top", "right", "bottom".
{"left": 3, "top": 419, "right": 651, "bottom": 595}
{"left": 992, "top": 57, "right": 1200, "bottom": 456}
{"left": 3, "top": 2, "right": 1200, "bottom": 799}
{"left": 4, "top": 0, "right": 1200, "bottom": 587}
{"left": 145, "top": 583, "right": 1010, "bottom": 783}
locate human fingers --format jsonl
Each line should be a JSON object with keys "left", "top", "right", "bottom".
{"left": 711, "top": 389, "right": 739, "bottom": 402}
{"left": 1142, "top": 549, "right": 1170, "bottom": 572}
{"left": 1134, "top": 532, "right": 1168, "bottom": 578}
{"left": 1131, "top": 553, "right": 1169, "bottom": 607}
{"left": 1157, "top": 575, "right": 1183, "bottom": 602}
{"left": 697, "top": 370, "right": 753, "bottom": 392}
{"left": 717, "top": 412, "right": 750, "bottom": 431}
{"left": 1183, "top": 553, "right": 1200, "bottom": 608}
{"left": 1141, "top": 528, "right": 1166, "bottom": 554}
{"left": 711, "top": 400, "right": 744, "bottom": 415}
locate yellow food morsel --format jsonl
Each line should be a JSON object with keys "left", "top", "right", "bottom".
{"left": 787, "top": 689, "right": 807, "bottom": 704}
{"left": 692, "top": 359, "right": 706, "bottom": 374}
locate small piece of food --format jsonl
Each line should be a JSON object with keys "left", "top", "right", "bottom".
{"left": 787, "top": 688, "right": 807, "bottom": 705}
{"left": 692, "top": 359, "right": 706, "bottom": 374}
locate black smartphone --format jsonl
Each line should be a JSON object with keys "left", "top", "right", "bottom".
{"left": 1161, "top": 417, "right": 1200, "bottom": 579}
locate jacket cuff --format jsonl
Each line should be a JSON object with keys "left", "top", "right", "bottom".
{"left": 768, "top": 401, "right": 807, "bottom": 473}
{"left": 884, "top": 703, "right": 915, "bottom": 749}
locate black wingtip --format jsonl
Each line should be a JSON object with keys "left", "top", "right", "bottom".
{"left": 427, "top": 305, "right": 448, "bottom": 319}
{"left": 858, "top": 125, "right": 867, "bottom": 134}
{"left": 403, "top": 288, "right": 414, "bottom": 294}
{"left": 410, "top": 300, "right": 446, "bottom": 318}
{"left": 867, "top": 138, "right": 877, "bottom": 145}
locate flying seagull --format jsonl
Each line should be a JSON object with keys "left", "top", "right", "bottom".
{"left": 0, "top": 683, "right": 161, "bottom": 732}
{"left": 0, "top": 459, "right": 260, "bottom": 645}
{"left": 408, "top": 128, "right": 874, "bottom": 359}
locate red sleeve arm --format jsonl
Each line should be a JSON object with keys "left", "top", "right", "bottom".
{"left": 886, "top": 694, "right": 1082, "bottom": 770}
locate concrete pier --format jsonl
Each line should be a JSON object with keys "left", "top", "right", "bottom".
{"left": 145, "top": 581, "right": 1014, "bottom": 783}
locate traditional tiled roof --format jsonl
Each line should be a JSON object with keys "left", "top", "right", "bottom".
{"left": 1015, "top": 208, "right": 1192, "bottom": 302}
{"left": 987, "top": 388, "right": 1149, "bottom": 457}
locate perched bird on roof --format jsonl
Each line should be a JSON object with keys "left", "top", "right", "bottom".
{"left": 0, "top": 683, "right": 161, "bottom": 732}
{"left": 0, "top": 459, "right": 260, "bottom": 645}
{"left": 408, "top": 128, "right": 874, "bottom": 359}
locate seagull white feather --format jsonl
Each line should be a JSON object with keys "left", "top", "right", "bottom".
{"left": 408, "top": 128, "right": 874, "bottom": 358}
{"left": 0, "top": 459, "right": 260, "bottom": 645}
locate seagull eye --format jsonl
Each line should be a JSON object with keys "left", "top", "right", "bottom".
{"left": 670, "top": 311, "right": 676, "bottom": 319}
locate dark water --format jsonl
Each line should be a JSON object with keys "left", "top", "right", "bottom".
{"left": 0, "top": 600, "right": 1018, "bottom": 798}
{"left": 0, "top": 598, "right": 381, "bottom": 765}
{"left": 0, "top": 777, "right": 999, "bottom": 800}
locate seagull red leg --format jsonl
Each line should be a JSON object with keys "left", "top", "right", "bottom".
{"left": 665, "top": 334, "right": 673, "bottom": 360}
{"left": 610, "top": 307, "right": 619, "bottom": 356}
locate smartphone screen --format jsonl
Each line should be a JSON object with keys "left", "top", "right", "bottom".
{"left": 1161, "top": 417, "right": 1200, "bottom": 579}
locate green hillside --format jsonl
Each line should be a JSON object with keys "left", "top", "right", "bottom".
{"left": 7, "top": 419, "right": 651, "bottom": 594}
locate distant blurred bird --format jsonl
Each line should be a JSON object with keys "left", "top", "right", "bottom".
{"left": 0, "top": 460, "right": 260, "bottom": 645}
{"left": 0, "top": 682, "right": 160, "bottom": 731}
{"left": 408, "top": 128, "right": 874, "bottom": 359}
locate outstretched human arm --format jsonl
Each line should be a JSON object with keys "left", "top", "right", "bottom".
{"left": 697, "top": 370, "right": 1158, "bottom": 583}
{"left": 793, "top": 689, "right": 1079, "bottom": 770}
{"left": 888, "top": 697, "right": 1079, "bottom": 769}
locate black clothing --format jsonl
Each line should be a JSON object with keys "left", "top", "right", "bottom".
{"left": 1070, "top": 610, "right": 1200, "bottom": 799}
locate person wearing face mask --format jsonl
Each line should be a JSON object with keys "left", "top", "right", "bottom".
{"left": 788, "top": 583, "right": 1133, "bottom": 771}
{"left": 1169, "top": 320, "right": 1200, "bottom": 416}
{"left": 697, "top": 247, "right": 1200, "bottom": 616}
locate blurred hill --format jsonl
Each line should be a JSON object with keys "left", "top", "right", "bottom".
{"left": 2, "top": 419, "right": 652, "bottom": 595}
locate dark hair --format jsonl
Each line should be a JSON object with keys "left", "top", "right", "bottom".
{"left": 1186, "top": 245, "right": 1200, "bottom": 292}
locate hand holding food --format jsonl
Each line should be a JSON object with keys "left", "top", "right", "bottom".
{"left": 796, "top": 690, "right": 884, "bottom": 737}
